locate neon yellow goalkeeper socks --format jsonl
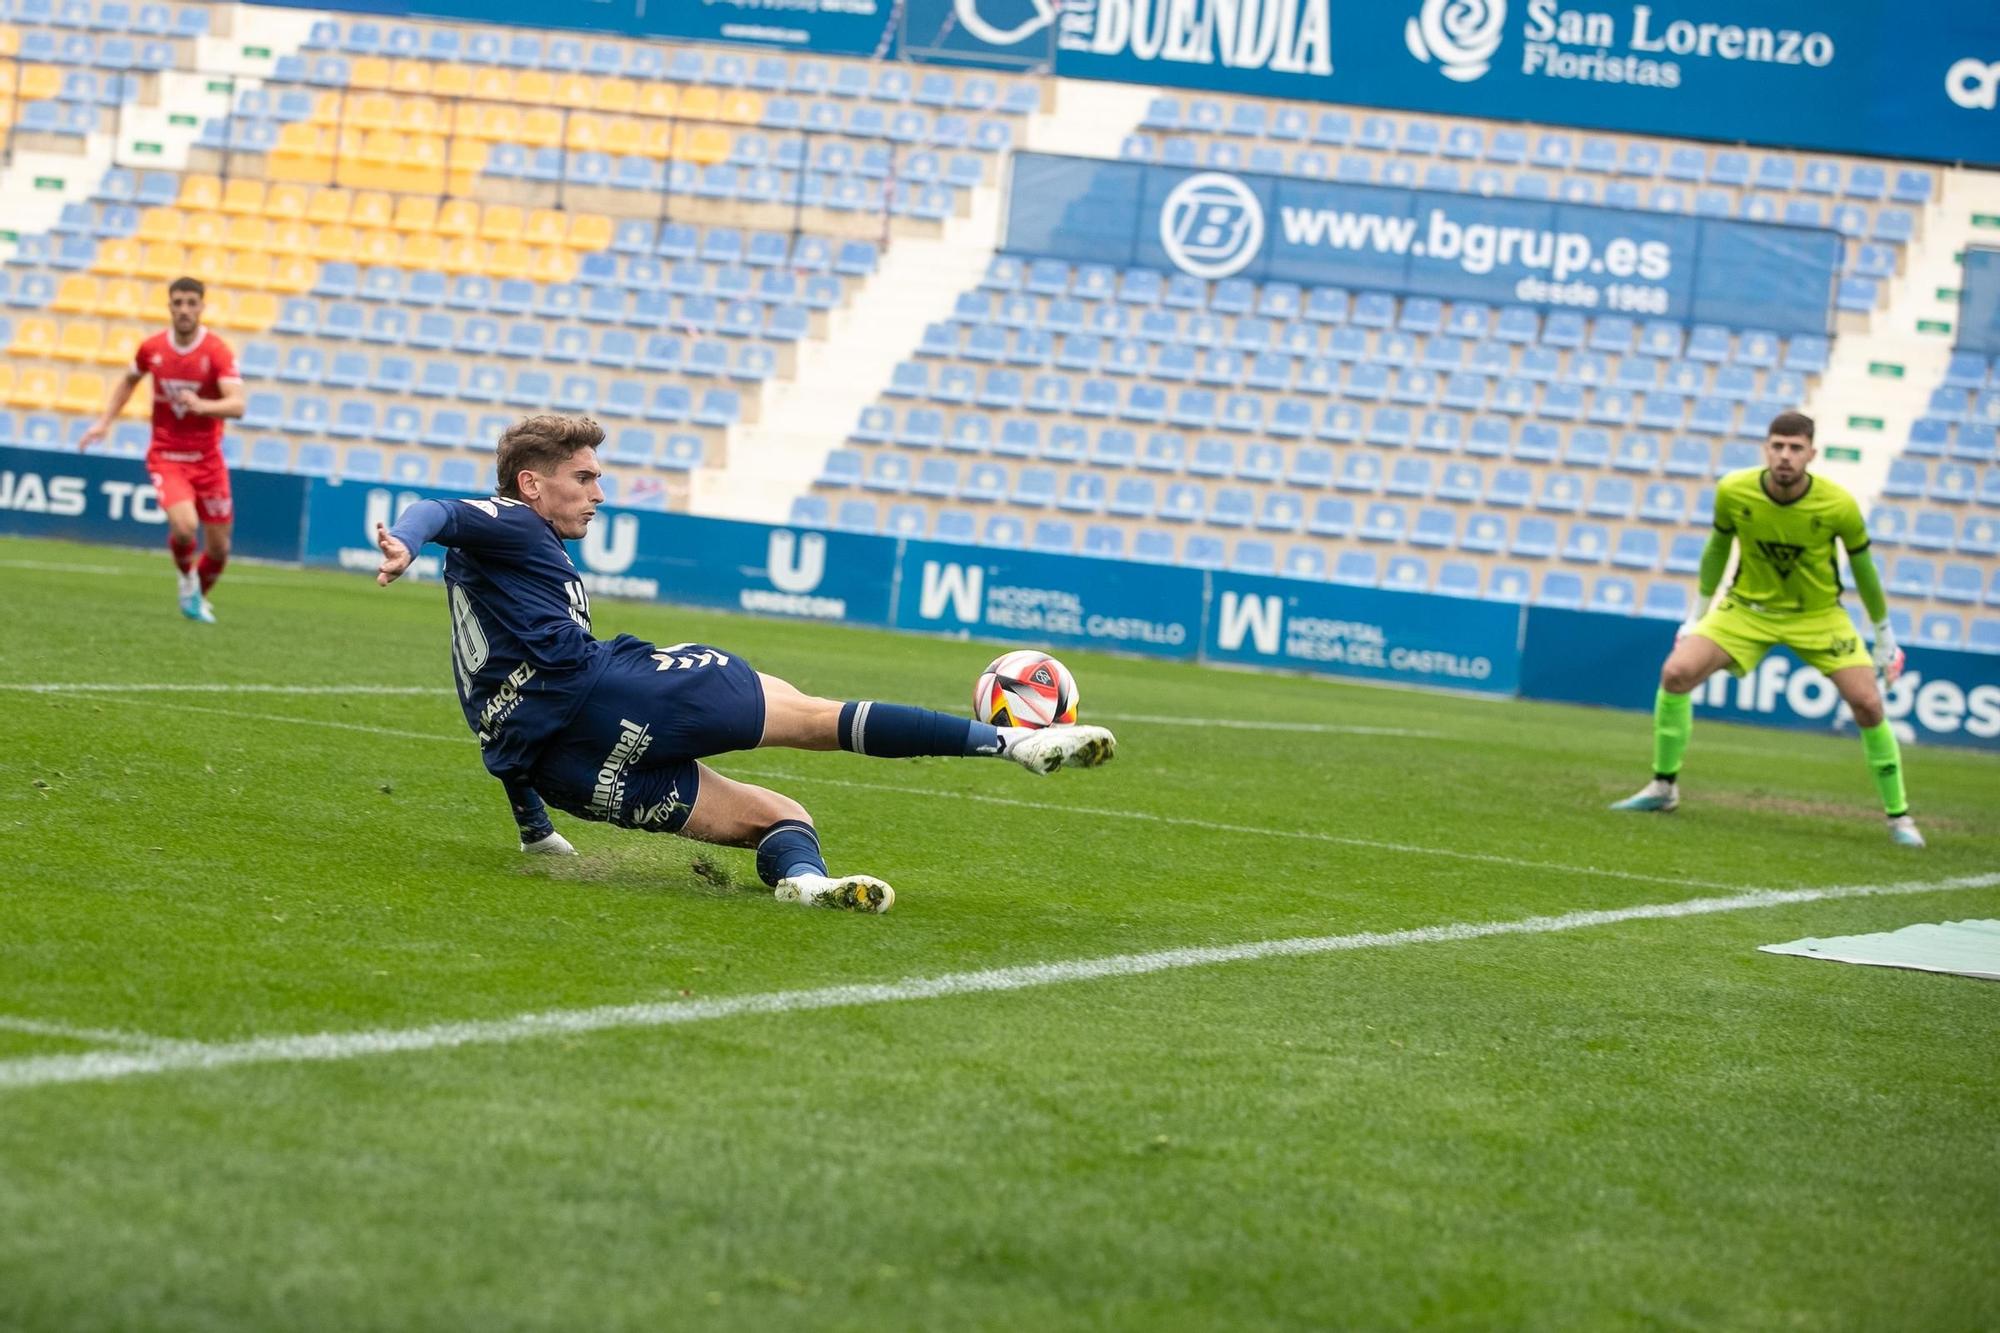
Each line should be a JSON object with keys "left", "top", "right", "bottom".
{"left": 1652, "top": 688, "right": 1692, "bottom": 779}
{"left": 1860, "top": 721, "right": 1909, "bottom": 816}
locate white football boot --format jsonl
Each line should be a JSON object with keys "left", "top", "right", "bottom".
{"left": 176, "top": 568, "right": 209, "bottom": 622}
{"left": 520, "top": 830, "right": 577, "bottom": 855}
{"left": 1004, "top": 724, "right": 1117, "bottom": 775}
{"left": 1886, "top": 814, "right": 1926, "bottom": 849}
{"left": 1609, "top": 778, "right": 1679, "bottom": 812}
{"left": 775, "top": 873, "right": 895, "bottom": 914}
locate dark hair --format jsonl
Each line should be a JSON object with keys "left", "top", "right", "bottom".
{"left": 495, "top": 415, "right": 603, "bottom": 499}
{"left": 168, "top": 276, "right": 205, "bottom": 298}
{"left": 1767, "top": 410, "right": 1815, "bottom": 442}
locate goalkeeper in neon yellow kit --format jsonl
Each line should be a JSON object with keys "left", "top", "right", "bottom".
{"left": 1611, "top": 411, "right": 1923, "bottom": 847}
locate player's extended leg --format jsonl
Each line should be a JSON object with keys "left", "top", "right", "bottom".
{"left": 755, "top": 672, "right": 1115, "bottom": 774}
{"left": 1828, "top": 665, "right": 1922, "bottom": 847}
{"left": 1609, "top": 633, "right": 1734, "bottom": 812}
{"left": 679, "top": 762, "right": 893, "bottom": 912}
{"left": 160, "top": 498, "right": 207, "bottom": 621}
{"left": 195, "top": 519, "right": 231, "bottom": 619}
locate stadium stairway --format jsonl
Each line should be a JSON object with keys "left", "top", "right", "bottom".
{"left": 695, "top": 79, "right": 1151, "bottom": 523}
{"left": 1806, "top": 168, "right": 2000, "bottom": 503}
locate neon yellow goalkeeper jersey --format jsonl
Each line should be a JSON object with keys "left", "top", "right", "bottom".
{"left": 1711, "top": 468, "right": 1870, "bottom": 614}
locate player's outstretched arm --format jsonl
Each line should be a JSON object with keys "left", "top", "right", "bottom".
{"left": 1850, "top": 548, "right": 1903, "bottom": 683}
{"left": 374, "top": 523, "right": 414, "bottom": 586}
{"left": 77, "top": 370, "right": 143, "bottom": 451}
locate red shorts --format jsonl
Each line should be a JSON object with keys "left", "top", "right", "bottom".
{"left": 147, "top": 449, "right": 232, "bottom": 524}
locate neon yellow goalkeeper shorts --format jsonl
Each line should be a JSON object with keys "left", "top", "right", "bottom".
{"left": 1693, "top": 596, "right": 1875, "bottom": 678}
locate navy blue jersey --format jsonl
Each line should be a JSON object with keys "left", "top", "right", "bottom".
{"left": 389, "top": 496, "right": 611, "bottom": 781}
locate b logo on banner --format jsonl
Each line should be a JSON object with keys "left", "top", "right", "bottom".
{"left": 953, "top": 0, "right": 1056, "bottom": 46}
{"left": 1405, "top": 0, "right": 1505, "bottom": 82}
{"left": 1947, "top": 57, "right": 2000, "bottom": 110}
{"left": 1159, "top": 173, "right": 1264, "bottom": 280}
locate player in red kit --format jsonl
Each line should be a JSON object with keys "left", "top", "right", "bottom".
{"left": 78, "top": 276, "right": 246, "bottom": 623}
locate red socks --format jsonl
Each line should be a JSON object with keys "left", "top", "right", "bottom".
{"left": 169, "top": 534, "right": 197, "bottom": 574}
{"left": 197, "top": 551, "right": 226, "bottom": 594}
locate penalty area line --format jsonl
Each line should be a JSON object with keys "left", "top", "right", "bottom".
{"left": 1, "top": 872, "right": 1994, "bottom": 1093}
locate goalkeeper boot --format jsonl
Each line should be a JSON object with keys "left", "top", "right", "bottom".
{"left": 1886, "top": 814, "right": 1926, "bottom": 849}
{"left": 775, "top": 873, "right": 895, "bottom": 914}
{"left": 1609, "top": 778, "right": 1679, "bottom": 813}
{"left": 1005, "top": 724, "right": 1117, "bottom": 775}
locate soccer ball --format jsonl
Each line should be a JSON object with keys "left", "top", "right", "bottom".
{"left": 973, "top": 650, "right": 1079, "bottom": 729}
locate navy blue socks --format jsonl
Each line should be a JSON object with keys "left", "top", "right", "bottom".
{"left": 838, "top": 701, "right": 1002, "bottom": 757}
{"left": 755, "top": 819, "right": 827, "bottom": 887}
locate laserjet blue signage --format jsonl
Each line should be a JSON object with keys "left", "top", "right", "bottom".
{"left": 0, "top": 446, "right": 304, "bottom": 560}
{"left": 893, "top": 541, "right": 1202, "bottom": 659}
{"left": 1006, "top": 153, "right": 1839, "bottom": 334}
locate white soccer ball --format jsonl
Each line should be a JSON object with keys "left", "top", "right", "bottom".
{"left": 973, "top": 650, "right": 1079, "bottom": 729}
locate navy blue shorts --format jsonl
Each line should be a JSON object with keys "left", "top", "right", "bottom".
{"left": 529, "top": 636, "right": 765, "bottom": 834}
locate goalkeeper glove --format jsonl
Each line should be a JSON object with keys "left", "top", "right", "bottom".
{"left": 1871, "top": 620, "right": 1904, "bottom": 685}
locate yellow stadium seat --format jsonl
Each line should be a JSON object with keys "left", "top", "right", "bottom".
{"left": 388, "top": 59, "right": 431, "bottom": 94}
{"left": 349, "top": 56, "right": 391, "bottom": 90}
{"left": 447, "top": 138, "right": 488, "bottom": 173}
{"left": 225, "top": 214, "right": 272, "bottom": 251}
{"left": 349, "top": 191, "right": 393, "bottom": 230}
{"left": 219, "top": 178, "right": 266, "bottom": 217}
{"left": 0, "top": 102, "right": 15, "bottom": 133}
{"left": 93, "top": 237, "right": 140, "bottom": 276}
{"left": 308, "top": 92, "right": 344, "bottom": 126}
{"left": 99, "top": 279, "right": 148, "bottom": 320}
{"left": 601, "top": 117, "right": 645, "bottom": 157}
{"left": 9, "top": 367, "right": 58, "bottom": 410}
{"left": 351, "top": 92, "right": 398, "bottom": 133}
{"left": 480, "top": 205, "right": 524, "bottom": 243}
{"left": 263, "top": 183, "right": 309, "bottom": 220}
{"left": 554, "top": 74, "right": 597, "bottom": 109}
{"left": 635, "top": 82, "right": 679, "bottom": 117}
{"left": 522, "top": 209, "right": 565, "bottom": 247}
{"left": 514, "top": 70, "right": 555, "bottom": 104}
{"left": 674, "top": 124, "right": 730, "bottom": 166}
{"left": 529, "top": 247, "right": 576, "bottom": 284}
{"left": 267, "top": 256, "right": 315, "bottom": 294}
{"left": 55, "top": 321, "right": 105, "bottom": 362}
{"left": 278, "top": 121, "right": 328, "bottom": 153}
{"left": 93, "top": 327, "right": 139, "bottom": 366}
{"left": 18, "top": 65, "right": 62, "bottom": 101}
{"left": 520, "top": 108, "right": 562, "bottom": 149}
{"left": 564, "top": 113, "right": 607, "bottom": 152}
{"left": 0, "top": 27, "right": 18, "bottom": 56}
{"left": 306, "top": 188, "right": 352, "bottom": 225}
{"left": 597, "top": 79, "right": 637, "bottom": 114}
{"left": 268, "top": 220, "right": 311, "bottom": 256}
{"left": 392, "top": 195, "right": 438, "bottom": 233}
{"left": 176, "top": 173, "right": 222, "bottom": 211}
{"left": 224, "top": 251, "right": 273, "bottom": 290}
{"left": 217, "top": 291, "right": 277, "bottom": 332}
{"left": 679, "top": 87, "right": 721, "bottom": 121}
{"left": 356, "top": 228, "right": 399, "bottom": 265}
{"left": 0, "top": 364, "right": 13, "bottom": 407}
{"left": 470, "top": 68, "right": 513, "bottom": 101}
{"left": 487, "top": 242, "right": 533, "bottom": 280}
{"left": 135, "top": 207, "right": 180, "bottom": 242}
{"left": 10, "top": 316, "right": 58, "bottom": 357}
{"left": 187, "top": 244, "right": 229, "bottom": 278}
{"left": 439, "top": 237, "right": 486, "bottom": 277}
{"left": 59, "top": 372, "right": 105, "bottom": 415}
{"left": 567, "top": 213, "right": 613, "bottom": 252}
{"left": 52, "top": 274, "right": 101, "bottom": 314}
{"left": 720, "top": 91, "right": 763, "bottom": 124}
{"left": 400, "top": 232, "right": 444, "bottom": 269}
{"left": 121, "top": 378, "right": 149, "bottom": 416}
{"left": 310, "top": 226, "right": 358, "bottom": 263}
{"left": 638, "top": 120, "right": 674, "bottom": 159}
{"left": 430, "top": 63, "right": 471, "bottom": 98}
{"left": 185, "top": 212, "right": 225, "bottom": 247}
{"left": 436, "top": 199, "right": 481, "bottom": 238}
{"left": 137, "top": 243, "right": 188, "bottom": 280}
{"left": 402, "top": 97, "right": 443, "bottom": 135}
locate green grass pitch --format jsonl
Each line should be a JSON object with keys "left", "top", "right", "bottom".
{"left": 1, "top": 532, "right": 1995, "bottom": 1331}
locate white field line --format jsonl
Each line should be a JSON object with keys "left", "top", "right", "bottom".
{"left": 41, "top": 691, "right": 1731, "bottom": 893}
{"left": 0, "top": 1015, "right": 176, "bottom": 1049}
{"left": 1094, "top": 711, "right": 1444, "bottom": 738}
{"left": 2, "top": 872, "right": 1995, "bottom": 1093}
{"left": 0, "top": 558, "right": 297, "bottom": 585}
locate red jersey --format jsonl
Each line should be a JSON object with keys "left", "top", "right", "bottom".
{"left": 136, "top": 327, "right": 238, "bottom": 462}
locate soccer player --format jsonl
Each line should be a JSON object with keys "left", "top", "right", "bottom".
{"left": 77, "top": 276, "right": 244, "bottom": 624}
{"left": 371, "top": 415, "right": 1118, "bottom": 913}
{"left": 1611, "top": 411, "right": 1921, "bottom": 847}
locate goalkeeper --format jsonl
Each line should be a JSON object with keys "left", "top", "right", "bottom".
{"left": 1611, "top": 411, "right": 1922, "bottom": 847}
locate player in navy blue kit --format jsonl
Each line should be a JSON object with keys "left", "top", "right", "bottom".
{"left": 374, "top": 415, "right": 1116, "bottom": 914}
